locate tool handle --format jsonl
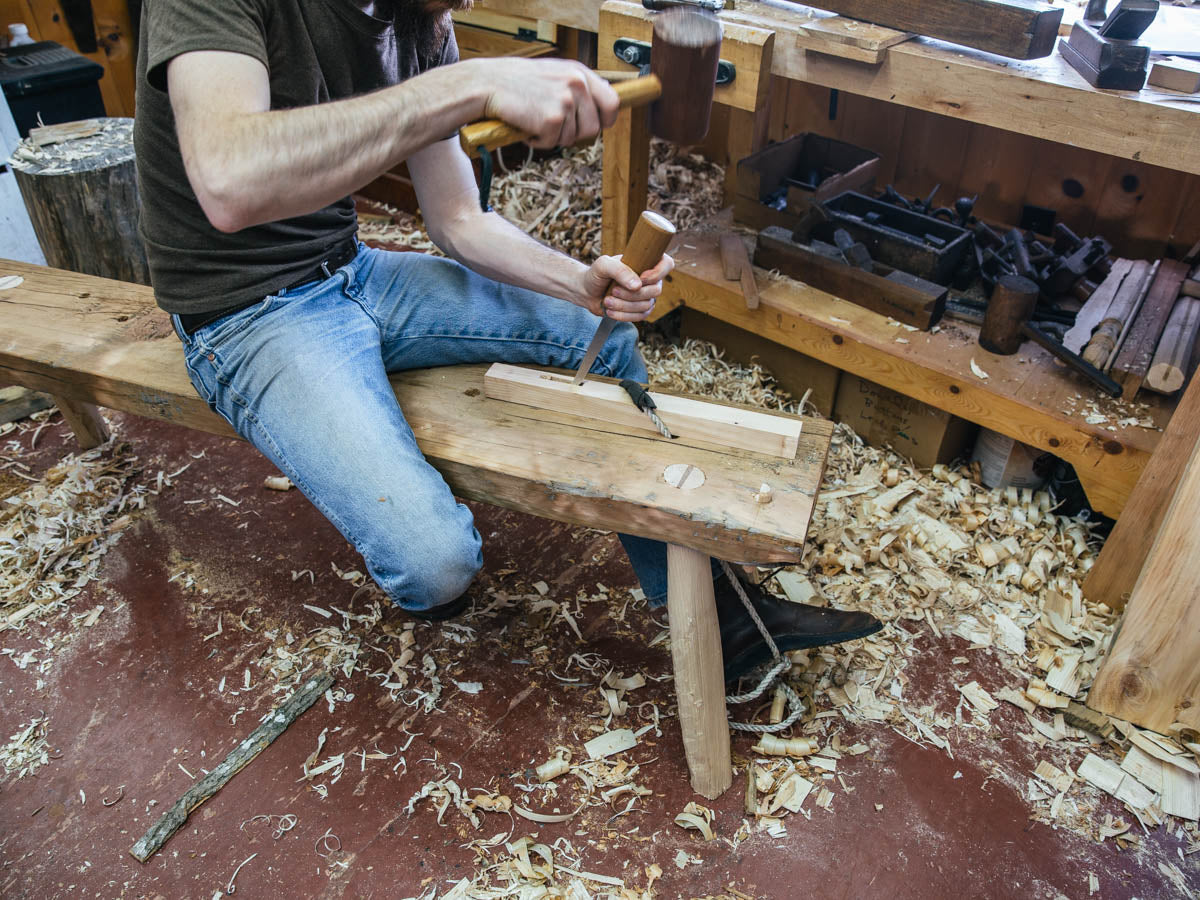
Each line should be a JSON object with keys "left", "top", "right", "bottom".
{"left": 459, "top": 75, "right": 663, "bottom": 154}
{"left": 1022, "top": 322, "right": 1124, "bottom": 398}
{"left": 618, "top": 210, "right": 677, "bottom": 279}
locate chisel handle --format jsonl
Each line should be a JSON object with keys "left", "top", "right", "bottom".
{"left": 571, "top": 210, "right": 676, "bottom": 385}
{"left": 459, "top": 75, "right": 663, "bottom": 155}
{"left": 619, "top": 209, "right": 677, "bottom": 278}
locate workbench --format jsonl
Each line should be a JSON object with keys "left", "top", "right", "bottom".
{"left": 471, "top": 0, "right": 1198, "bottom": 517}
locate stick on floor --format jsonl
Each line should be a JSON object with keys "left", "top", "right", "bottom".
{"left": 129, "top": 670, "right": 334, "bottom": 863}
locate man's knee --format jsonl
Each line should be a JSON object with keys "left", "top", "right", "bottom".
{"left": 385, "top": 526, "right": 483, "bottom": 611}
{"left": 600, "top": 322, "right": 647, "bottom": 381}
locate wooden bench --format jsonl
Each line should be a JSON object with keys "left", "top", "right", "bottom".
{"left": 0, "top": 258, "right": 832, "bottom": 798}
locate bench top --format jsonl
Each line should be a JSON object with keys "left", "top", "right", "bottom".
{"left": 0, "top": 259, "right": 831, "bottom": 563}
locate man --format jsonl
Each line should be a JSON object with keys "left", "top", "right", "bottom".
{"left": 134, "top": 0, "right": 881, "bottom": 682}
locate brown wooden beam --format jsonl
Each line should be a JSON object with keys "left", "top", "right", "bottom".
{"left": 1084, "top": 367, "right": 1200, "bottom": 612}
{"left": 807, "top": 0, "right": 1062, "bottom": 59}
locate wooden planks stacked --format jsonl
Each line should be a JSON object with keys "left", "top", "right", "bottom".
{"left": 1066, "top": 259, "right": 1191, "bottom": 399}
{"left": 1084, "top": 368, "right": 1200, "bottom": 612}
{"left": 1063, "top": 260, "right": 1135, "bottom": 355}
{"left": 1078, "top": 261, "right": 1151, "bottom": 369}
{"left": 1110, "top": 261, "right": 1193, "bottom": 399}
{"left": 1146, "top": 297, "right": 1200, "bottom": 394}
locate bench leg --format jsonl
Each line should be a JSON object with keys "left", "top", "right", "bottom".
{"left": 667, "top": 543, "right": 732, "bottom": 799}
{"left": 53, "top": 396, "right": 110, "bottom": 449}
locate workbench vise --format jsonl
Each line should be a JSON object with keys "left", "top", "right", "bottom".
{"left": 1059, "top": 0, "right": 1159, "bottom": 91}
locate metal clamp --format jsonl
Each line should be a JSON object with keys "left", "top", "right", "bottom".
{"left": 612, "top": 38, "right": 736, "bottom": 86}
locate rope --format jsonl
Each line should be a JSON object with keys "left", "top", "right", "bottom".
{"left": 619, "top": 379, "right": 675, "bottom": 439}
{"left": 643, "top": 407, "right": 674, "bottom": 440}
{"left": 719, "top": 560, "right": 807, "bottom": 734}
{"left": 731, "top": 682, "right": 807, "bottom": 734}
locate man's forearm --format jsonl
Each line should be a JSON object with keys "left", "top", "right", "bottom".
{"left": 173, "top": 57, "right": 488, "bottom": 232}
{"left": 436, "top": 210, "right": 591, "bottom": 307}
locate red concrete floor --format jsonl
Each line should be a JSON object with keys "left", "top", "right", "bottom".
{"left": 0, "top": 410, "right": 1195, "bottom": 899}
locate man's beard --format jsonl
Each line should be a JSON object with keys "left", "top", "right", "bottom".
{"left": 394, "top": 0, "right": 473, "bottom": 63}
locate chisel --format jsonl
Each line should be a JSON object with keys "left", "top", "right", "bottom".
{"left": 572, "top": 210, "right": 676, "bottom": 384}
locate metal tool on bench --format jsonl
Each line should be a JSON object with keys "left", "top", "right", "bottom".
{"left": 1060, "top": 0, "right": 1160, "bottom": 90}
{"left": 459, "top": 7, "right": 726, "bottom": 211}
{"left": 980, "top": 274, "right": 1123, "bottom": 396}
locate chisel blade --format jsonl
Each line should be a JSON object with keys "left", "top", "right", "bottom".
{"left": 572, "top": 316, "right": 618, "bottom": 385}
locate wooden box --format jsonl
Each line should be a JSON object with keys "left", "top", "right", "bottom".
{"left": 834, "top": 374, "right": 976, "bottom": 468}
{"left": 733, "top": 133, "right": 880, "bottom": 232}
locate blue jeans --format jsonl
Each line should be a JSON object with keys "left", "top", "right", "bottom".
{"left": 172, "top": 244, "right": 672, "bottom": 612}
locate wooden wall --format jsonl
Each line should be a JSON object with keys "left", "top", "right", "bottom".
{"left": 1, "top": 0, "right": 137, "bottom": 118}
{"left": 709, "top": 76, "right": 1200, "bottom": 261}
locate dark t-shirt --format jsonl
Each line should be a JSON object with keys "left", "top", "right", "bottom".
{"left": 133, "top": 0, "right": 458, "bottom": 315}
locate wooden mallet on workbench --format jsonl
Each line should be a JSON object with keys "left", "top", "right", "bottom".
{"left": 459, "top": 8, "right": 723, "bottom": 154}
{"left": 980, "top": 274, "right": 1123, "bottom": 397}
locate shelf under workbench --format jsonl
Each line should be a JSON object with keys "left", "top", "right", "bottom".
{"left": 653, "top": 213, "right": 1174, "bottom": 517}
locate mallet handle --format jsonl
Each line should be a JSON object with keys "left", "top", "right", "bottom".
{"left": 459, "top": 74, "right": 663, "bottom": 155}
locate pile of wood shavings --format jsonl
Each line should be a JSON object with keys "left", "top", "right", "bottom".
{"left": 357, "top": 139, "right": 725, "bottom": 263}
{"left": 0, "top": 429, "right": 145, "bottom": 631}
{"left": 1, "top": 716, "right": 49, "bottom": 780}
{"left": 644, "top": 335, "right": 1200, "bottom": 850}
{"left": 357, "top": 210, "right": 439, "bottom": 254}
{"left": 641, "top": 337, "right": 808, "bottom": 415}
{"left": 1060, "top": 392, "right": 1160, "bottom": 432}
{"left": 431, "top": 835, "right": 661, "bottom": 900}
{"left": 8, "top": 118, "right": 134, "bottom": 176}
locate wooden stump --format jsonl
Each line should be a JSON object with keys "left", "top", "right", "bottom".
{"left": 667, "top": 543, "right": 732, "bottom": 799}
{"left": 10, "top": 118, "right": 149, "bottom": 284}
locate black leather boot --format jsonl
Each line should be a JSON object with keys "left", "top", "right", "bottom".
{"left": 715, "top": 568, "right": 882, "bottom": 683}
{"left": 406, "top": 592, "right": 471, "bottom": 622}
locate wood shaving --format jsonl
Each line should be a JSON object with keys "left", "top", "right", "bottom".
{"left": 1, "top": 436, "right": 143, "bottom": 632}
{"left": 1, "top": 716, "right": 49, "bottom": 779}
{"left": 674, "top": 801, "right": 716, "bottom": 841}
{"left": 360, "top": 139, "right": 723, "bottom": 264}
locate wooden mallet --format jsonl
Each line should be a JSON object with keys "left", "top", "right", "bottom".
{"left": 459, "top": 8, "right": 723, "bottom": 154}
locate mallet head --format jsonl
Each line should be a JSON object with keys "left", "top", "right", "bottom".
{"left": 649, "top": 9, "right": 723, "bottom": 145}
